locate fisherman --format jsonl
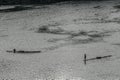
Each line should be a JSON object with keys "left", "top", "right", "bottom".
{"left": 84, "top": 54, "right": 87, "bottom": 65}
{"left": 84, "top": 54, "right": 86, "bottom": 60}
{"left": 13, "top": 49, "right": 16, "bottom": 53}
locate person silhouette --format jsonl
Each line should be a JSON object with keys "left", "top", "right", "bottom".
{"left": 84, "top": 54, "right": 86, "bottom": 65}
{"left": 13, "top": 49, "right": 16, "bottom": 53}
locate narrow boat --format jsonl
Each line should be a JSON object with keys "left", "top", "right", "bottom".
{"left": 85, "top": 55, "right": 112, "bottom": 61}
{"left": 6, "top": 50, "right": 41, "bottom": 53}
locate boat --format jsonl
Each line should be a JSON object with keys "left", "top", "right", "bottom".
{"left": 6, "top": 50, "right": 41, "bottom": 53}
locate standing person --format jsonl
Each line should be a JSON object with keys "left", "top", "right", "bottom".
{"left": 84, "top": 54, "right": 86, "bottom": 65}
{"left": 13, "top": 49, "right": 16, "bottom": 53}
{"left": 84, "top": 54, "right": 86, "bottom": 60}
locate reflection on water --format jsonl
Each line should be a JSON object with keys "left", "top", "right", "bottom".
{"left": 36, "top": 64, "right": 86, "bottom": 80}
{"left": 35, "top": 77, "right": 85, "bottom": 80}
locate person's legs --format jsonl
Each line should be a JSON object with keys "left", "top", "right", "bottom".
{"left": 84, "top": 59, "right": 86, "bottom": 65}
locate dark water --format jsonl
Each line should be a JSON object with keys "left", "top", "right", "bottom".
{"left": 0, "top": 0, "right": 114, "bottom": 5}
